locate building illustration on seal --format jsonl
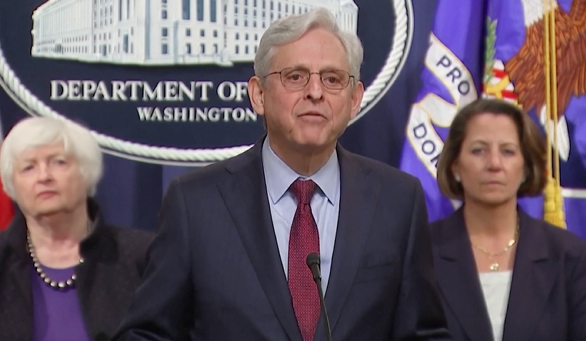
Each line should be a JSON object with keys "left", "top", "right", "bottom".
{"left": 30, "top": 0, "right": 358, "bottom": 66}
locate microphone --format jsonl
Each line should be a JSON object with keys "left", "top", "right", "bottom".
{"left": 306, "top": 252, "right": 332, "bottom": 341}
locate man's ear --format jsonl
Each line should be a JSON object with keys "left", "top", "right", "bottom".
{"left": 248, "top": 76, "right": 265, "bottom": 116}
{"left": 350, "top": 81, "right": 364, "bottom": 120}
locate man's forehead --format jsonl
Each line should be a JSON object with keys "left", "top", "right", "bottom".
{"left": 283, "top": 64, "right": 347, "bottom": 71}
{"left": 270, "top": 41, "right": 349, "bottom": 71}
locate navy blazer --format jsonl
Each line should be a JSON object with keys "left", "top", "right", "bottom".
{"left": 114, "top": 138, "right": 452, "bottom": 341}
{"left": 430, "top": 207, "right": 586, "bottom": 341}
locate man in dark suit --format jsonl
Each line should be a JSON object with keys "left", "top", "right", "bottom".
{"left": 114, "top": 7, "right": 451, "bottom": 341}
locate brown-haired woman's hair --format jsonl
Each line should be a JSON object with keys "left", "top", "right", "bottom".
{"left": 436, "top": 98, "right": 547, "bottom": 199}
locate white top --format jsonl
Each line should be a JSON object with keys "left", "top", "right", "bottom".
{"left": 478, "top": 270, "right": 513, "bottom": 341}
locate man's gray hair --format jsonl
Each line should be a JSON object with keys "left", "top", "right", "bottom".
{"left": 254, "top": 7, "right": 364, "bottom": 81}
{"left": 0, "top": 117, "right": 103, "bottom": 199}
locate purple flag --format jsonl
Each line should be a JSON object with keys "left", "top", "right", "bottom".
{"left": 399, "top": 0, "right": 485, "bottom": 222}
{"left": 402, "top": 0, "right": 586, "bottom": 239}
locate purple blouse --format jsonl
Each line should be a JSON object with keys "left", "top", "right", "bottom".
{"left": 31, "top": 265, "right": 90, "bottom": 341}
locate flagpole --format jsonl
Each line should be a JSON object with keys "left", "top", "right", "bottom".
{"left": 542, "top": 0, "right": 566, "bottom": 228}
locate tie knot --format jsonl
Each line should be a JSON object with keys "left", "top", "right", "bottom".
{"left": 290, "top": 179, "right": 317, "bottom": 205}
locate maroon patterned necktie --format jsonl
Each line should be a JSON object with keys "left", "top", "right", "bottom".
{"left": 288, "top": 179, "right": 321, "bottom": 341}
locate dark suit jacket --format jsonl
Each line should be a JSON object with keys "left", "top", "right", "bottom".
{"left": 0, "top": 200, "right": 154, "bottom": 341}
{"left": 114, "top": 138, "right": 452, "bottom": 341}
{"left": 430, "top": 207, "right": 586, "bottom": 341}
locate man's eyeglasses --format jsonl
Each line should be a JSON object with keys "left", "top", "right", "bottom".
{"left": 264, "top": 67, "right": 354, "bottom": 90}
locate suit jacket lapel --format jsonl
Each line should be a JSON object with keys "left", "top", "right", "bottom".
{"left": 502, "top": 210, "right": 557, "bottom": 341}
{"left": 317, "top": 146, "right": 380, "bottom": 338}
{"left": 218, "top": 138, "right": 300, "bottom": 341}
{"left": 434, "top": 209, "right": 494, "bottom": 341}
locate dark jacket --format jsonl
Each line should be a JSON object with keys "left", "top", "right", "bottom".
{"left": 114, "top": 139, "right": 452, "bottom": 341}
{"left": 430, "top": 207, "right": 586, "bottom": 341}
{"left": 0, "top": 200, "right": 154, "bottom": 341}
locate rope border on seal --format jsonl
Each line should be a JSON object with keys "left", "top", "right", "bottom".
{"left": 0, "top": 0, "right": 413, "bottom": 165}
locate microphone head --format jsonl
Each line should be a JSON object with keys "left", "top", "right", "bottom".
{"left": 306, "top": 252, "right": 320, "bottom": 268}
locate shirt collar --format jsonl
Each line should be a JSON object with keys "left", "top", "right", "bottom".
{"left": 262, "top": 136, "right": 339, "bottom": 205}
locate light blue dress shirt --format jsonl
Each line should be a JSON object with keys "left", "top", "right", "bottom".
{"left": 262, "top": 137, "right": 340, "bottom": 293}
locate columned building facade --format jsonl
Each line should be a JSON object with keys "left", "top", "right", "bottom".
{"left": 31, "top": 0, "right": 358, "bottom": 65}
